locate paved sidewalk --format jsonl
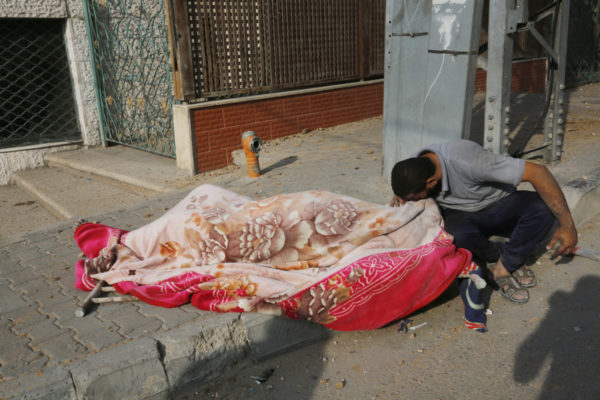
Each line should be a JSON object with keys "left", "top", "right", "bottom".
{"left": 1, "top": 84, "right": 599, "bottom": 399}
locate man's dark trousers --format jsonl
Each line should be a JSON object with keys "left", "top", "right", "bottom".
{"left": 441, "top": 191, "right": 556, "bottom": 272}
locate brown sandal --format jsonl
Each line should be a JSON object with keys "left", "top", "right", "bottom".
{"left": 512, "top": 265, "right": 536, "bottom": 288}
{"left": 495, "top": 275, "right": 529, "bottom": 304}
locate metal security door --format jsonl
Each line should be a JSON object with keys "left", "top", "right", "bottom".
{"left": 83, "top": 0, "right": 175, "bottom": 157}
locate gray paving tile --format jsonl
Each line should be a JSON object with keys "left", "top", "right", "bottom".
{"left": 33, "top": 238, "right": 64, "bottom": 251}
{"left": 136, "top": 302, "right": 200, "bottom": 330}
{"left": 96, "top": 302, "right": 163, "bottom": 338}
{"left": 5, "top": 264, "right": 40, "bottom": 287}
{"left": 4, "top": 240, "right": 30, "bottom": 254}
{"left": 46, "top": 244, "right": 78, "bottom": 259}
{"left": 0, "top": 259, "right": 23, "bottom": 276}
{"left": 12, "top": 245, "right": 46, "bottom": 262}
{"left": 0, "top": 319, "right": 49, "bottom": 380}
{"left": 16, "top": 318, "right": 65, "bottom": 347}
{"left": 57, "top": 315, "right": 126, "bottom": 352}
{"left": 3, "top": 305, "right": 49, "bottom": 328}
{"left": 21, "top": 254, "right": 61, "bottom": 275}
{"left": 29, "top": 286, "right": 73, "bottom": 309}
{"left": 120, "top": 318, "right": 163, "bottom": 340}
{"left": 33, "top": 331, "right": 89, "bottom": 365}
{"left": 48, "top": 299, "right": 85, "bottom": 323}
{"left": 0, "top": 286, "right": 30, "bottom": 313}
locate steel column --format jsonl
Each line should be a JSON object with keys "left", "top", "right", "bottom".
{"left": 543, "top": 0, "right": 570, "bottom": 163}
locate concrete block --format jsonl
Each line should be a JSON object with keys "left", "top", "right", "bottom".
{"left": 240, "top": 313, "right": 330, "bottom": 361}
{"left": 0, "top": 367, "right": 75, "bottom": 400}
{"left": 563, "top": 168, "right": 600, "bottom": 227}
{"left": 69, "top": 337, "right": 169, "bottom": 400}
{"left": 154, "top": 314, "right": 251, "bottom": 388}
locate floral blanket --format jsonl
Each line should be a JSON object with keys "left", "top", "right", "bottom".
{"left": 74, "top": 184, "right": 484, "bottom": 331}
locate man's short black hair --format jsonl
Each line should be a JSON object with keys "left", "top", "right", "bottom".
{"left": 391, "top": 157, "right": 436, "bottom": 199}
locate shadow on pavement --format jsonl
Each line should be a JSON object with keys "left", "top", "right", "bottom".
{"left": 513, "top": 275, "right": 600, "bottom": 399}
{"left": 261, "top": 156, "right": 298, "bottom": 175}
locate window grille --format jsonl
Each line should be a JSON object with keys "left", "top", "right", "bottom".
{"left": 0, "top": 19, "right": 80, "bottom": 149}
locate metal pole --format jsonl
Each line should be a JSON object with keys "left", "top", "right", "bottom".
{"left": 484, "top": 0, "right": 514, "bottom": 155}
{"left": 544, "top": 0, "right": 570, "bottom": 163}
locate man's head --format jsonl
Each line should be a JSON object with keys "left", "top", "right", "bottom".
{"left": 391, "top": 156, "right": 440, "bottom": 202}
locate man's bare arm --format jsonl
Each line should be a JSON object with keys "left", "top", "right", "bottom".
{"left": 521, "top": 161, "right": 577, "bottom": 257}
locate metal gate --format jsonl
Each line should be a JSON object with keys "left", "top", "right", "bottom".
{"left": 83, "top": 0, "right": 175, "bottom": 157}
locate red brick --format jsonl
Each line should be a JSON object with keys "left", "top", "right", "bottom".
{"left": 270, "top": 117, "right": 298, "bottom": 138}
{"left": 194, "top": 130, "right": 210, "bottom": 150}
{"left": 296, "top": 113, "right": 323, "bottom": 131}
{"left": 238, "top": 121, "right": 271, "bottom": 141}
{"left": 322, "top": 109, "right": 349, "bottom": 128}
{"left": 475, "top": 60, "right": 546, "bottom": 93}
{"left": 354, "top": 85, "right": 382, "bottom": 105}
{"left": 512, "top": 60, "right": 546, "bottom": 93}
{"left": 192, "top": 108, "right": 224, "bottom": 131}
{"left": 200, "top": 126, "right": 240, "bottom": 152}
{"left": 309, "top": 91, "right": 352, "bottom": 113}
{"left": 375, "top": 83, "right": 384, "bottom": 98}
{"left": 283, "top": 96, "right": 311, "bottom": 116}
{"left": 254, "top": 100, "right": 284, "bottom": 122}
{"left": 223, "top": 103, "right": 256, "bottom": 127}
{"left": 197, "top": 149, "right": 228, "bottom": 172}
{"left": 344, "top": 104, "right": 379, "bottom": 121}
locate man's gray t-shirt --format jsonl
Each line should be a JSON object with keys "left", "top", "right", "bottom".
{"left": 419, "top": 140, "right": 526, "bottom": 212}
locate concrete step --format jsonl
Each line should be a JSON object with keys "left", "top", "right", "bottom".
{"left": 12, "top": 166, "right": 155, "bottom": 219}
{"left": 44, "top": 145, "right": 196, "bottom": 193}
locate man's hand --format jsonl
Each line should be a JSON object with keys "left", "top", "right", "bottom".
{"left": 389, "top": 195, "right": 404, "bottom": 207}
{"left": 547, "top": 223, "right": 578, "bottom": 258}
{"left": 522, "top": 162, "right": 578, "bottom": 258}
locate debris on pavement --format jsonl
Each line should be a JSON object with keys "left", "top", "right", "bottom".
{"left": 250, "top": 368, "right": 275, "bottom": 384}
{"left": 398, "top": 318, "right": 413, "bottom": 332}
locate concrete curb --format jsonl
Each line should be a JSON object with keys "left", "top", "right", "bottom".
{"left": 561, "top": 167, "right": 600, "bottom": 228}
{"left": 1, "top": 313, "right": 328, "bottom": 400}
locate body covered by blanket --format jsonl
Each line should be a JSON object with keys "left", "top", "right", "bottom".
{"left": 74, "top": 184, "right": 484, "bottom": 331}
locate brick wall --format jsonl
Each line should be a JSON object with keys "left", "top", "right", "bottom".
{"left": 191, "top": 60, "right": 545, "bottom": 173}
{"left": 475, "top": 59, "right": 547, "bottom": 93}
{"left": 192, "top": 83, "right": 384, "bottom": 172}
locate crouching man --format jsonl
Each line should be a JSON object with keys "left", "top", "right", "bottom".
{"left": 390, "top": 140, "right": 577, "bottom": 303}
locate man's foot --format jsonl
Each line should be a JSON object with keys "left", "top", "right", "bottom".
{"left": 512, "top": 265, "right": 536, "bottom": 288}
{"left": 490, "top": 259, "right": 529, "bottom": 303}
{"left": 494, "top": 275, "right": 529, "bottom": 303}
